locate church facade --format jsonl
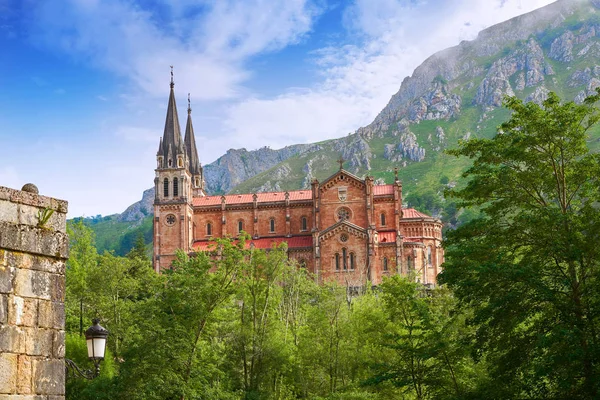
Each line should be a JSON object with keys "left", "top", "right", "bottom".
{"left": 153, "top": 79, "right": 444, "bottom": 286}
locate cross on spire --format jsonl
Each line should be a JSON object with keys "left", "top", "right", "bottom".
{"left": 170, "top": 65, "right": 174, "bottom": 88}
{"left": 187, "top": 93, "right": 191, "bottom": 114}
{"left": 337, "top": 156, "right": 345, "bottom": 170}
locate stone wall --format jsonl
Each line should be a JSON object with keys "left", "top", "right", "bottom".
{"left": 0, "top": 185, "right": 68, "bottom": 400}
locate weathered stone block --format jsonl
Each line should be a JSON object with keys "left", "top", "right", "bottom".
{"left": 14, "top": 269, "right": 51, "bottom": 301}
{"left": 52, "top": 331, "right": 65, "bottom": 359}
{"left": 8, "top": 296, "right": 38, "bottom": 327}
{"left": 31, "top": 257, "right": 65, "bottom": 275}
{"left": 0, "top": 294, "right": 7, "bottom": 324}
{"left": 23, "top": 328, "right": 53, "bottom": 357}
{"left": 0, "top": 395, "right": 49, "bottom": 400}
{"left": 16, "top": 355, "right": 33, "bottom": 394}
{"left": 33, "top": 359, "right": 64, "bottom": 395}
{"left": 0, "top": 325, "right": 24, "bottom": 353}
{"left": 49, "top": 275, "right": 64, "bottom": 303}
{"left": 0, "top": 223, "right": 68, "bottom": 260}
{"left": 37, "top": 301, "right": 64, "bottom": 330}
{"left": 0, "top": 264, "right": 14, "bottom": 294}
{"left": 0, "top": 200, "right": 18, "bottom": 225}
{"left": 0, "top": 353, "right": 18, "bottom": 394}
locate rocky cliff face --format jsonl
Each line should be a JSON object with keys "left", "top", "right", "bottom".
{"left": 107, "top": 0, "right": 600, "bottom": 222}
{"left": 203, "top": 144, "right": 320, "bottom": 194}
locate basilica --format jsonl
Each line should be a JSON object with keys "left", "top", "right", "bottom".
{"left": 153, "top": 78, "right": 444, "bottom": 286}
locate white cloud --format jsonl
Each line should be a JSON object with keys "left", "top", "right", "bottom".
{"left": 31, "top": 0, "right": 323, "bottom": 100}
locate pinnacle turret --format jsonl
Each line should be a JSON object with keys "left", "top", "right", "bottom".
{"left": 184, "top": 93, "right": 202, "bottom": 176}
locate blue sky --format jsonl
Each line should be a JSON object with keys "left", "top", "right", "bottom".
{"left": 0, "top": 0, "right": 556, "bottom": 217}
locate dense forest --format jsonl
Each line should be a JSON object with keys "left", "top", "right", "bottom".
{"left": 65, "top": 92, "right": 600, "bottom": 399}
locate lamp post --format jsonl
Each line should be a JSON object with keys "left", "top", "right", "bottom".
{"left": 65, "top": 319, "right": 109, "bottom": 380}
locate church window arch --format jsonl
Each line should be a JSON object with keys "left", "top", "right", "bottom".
{"left": 350, "top": 252, "right": 355, "bottom": 270}
{"left": 173, "top": 177, "right": 179, "bottom": 197}
{"left": 407, "top": 256, "right": 412, "bottom": 270}
{"left": 383, "top": 257, "right": 388, "bottom": 271}
{"left": 335, "top": 253, "right": 340, "bottom": 271}
{"left": 206, "top": 222, "right": 212, "bottom": 236}
{"left": 168, "top": 159, "right": 172, "bottom": 167}
{"left": 238, "top": 220, "right": 244, "bottom": 234}
{"left": 178, "top": 158, "right": 183, "bottom": 168}
{"left": 269, "top": 218, "right": 276, "bottom": 233}
{"left": 301, "top": 216, "right": 308, "bottom": 231}
{"left": 381, "top": 213, "right": 386, "bottom": 226}
{"left": 427, "top": 246, "right": 432, "bottom": 266}
{"left": 342, "top": 248, "right": 348, "bottom": 270}
{"left": 163, "top": 178, "right": 169, "bottom": 197}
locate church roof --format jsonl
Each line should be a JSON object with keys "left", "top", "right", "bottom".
{"left": 193, "top": 235, "right": 312, "bottom": 251}
{"left": 184, "top": 97, "right": 202, "bottom": 176}
{"left": 192, "top": 190, "right": 312, "bottom": 206}
{"left": 158, "top": 82, "right": 186, "bottom": 162}
{"left": 402, "top": 208, "right": 432, "bottom": 219}
{"left": 373, "top": 184, "right": 394, "bottom": 195}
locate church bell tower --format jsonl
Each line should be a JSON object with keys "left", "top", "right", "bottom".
{"left": 153, "top": 68, "right": 205, "bottom": 271}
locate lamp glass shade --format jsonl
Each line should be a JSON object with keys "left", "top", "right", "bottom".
{"left": 84, "top": 319, "right": 109, "bottom": 361}
{"left": 86, "top": 337, "right": 106, "bottom": 360}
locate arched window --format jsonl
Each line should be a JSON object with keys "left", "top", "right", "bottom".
{"left": 178, "top": 158, "right": 183, "bottom": 168}
{"left": 407, "top": 256, "right": 412, "bottom": 270}
{"left": 173, "top": 177, "right": 179, "bottom": 197}
{"left": 168, "top": 159, "right": 172, "bottom": 167}
{"left": 270, "top": 218, "right": 275, "bottom": 233}
{"left": 427, "top": 246, "right": 432, "bottom": 266}
{"left": 381, "top": 213, "right": 386, "bottom": 226}
{"left": 342, "top": 248, "right": 348, "bottom": 270}
{"left": 301, "top": 216, "right": 307, "bottom": 231}
{"left": 238, "top": 220, "right": 244, "bottom": 234}
{"left": 163, "top": 178, "right": 169, "bottom": 197}
{"left": 335, "top": 253, "right": 340, "bottom": 271}
{"left": 350, "top": 253, "right": 355, "bottom": 270}
{"left": 383, "top": 257, "right": 388, "bottom": 271}
{"left": 206, "top": 222, "right": 212, "bottom": 236}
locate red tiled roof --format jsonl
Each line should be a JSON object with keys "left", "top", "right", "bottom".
{"left": 193, "top": 236, "right": 313, "bottom": 251}
{"left": 378, "top": 231, "right": 396, "bottom": 243}
{"left": 193, "top": 190, "right": 312, "bottom": 207}
{"left": 402, "top": 208, "right": 431, "bottom": 219}
{"left": 373, "top": 184, "right": 394, "bottom": 196}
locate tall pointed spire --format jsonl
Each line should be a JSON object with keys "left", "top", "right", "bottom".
{"left": 184, "top": 93, "right": 202, "bottom": 176}
{"left": 156, "top": 137, "right": 163, "bottom": 156}
{"left": 159, "top": 66, "right": 185, "bottom": 165}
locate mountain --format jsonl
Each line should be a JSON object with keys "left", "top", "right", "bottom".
{"left": 80, "top": 0, "right": 600, "bottom": 254}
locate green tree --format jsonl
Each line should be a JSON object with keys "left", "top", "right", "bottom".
{"left": 116, "top": 238, "right": 245, "bottom": 400}
{"left": 365, "top": 276, "right": 477, "bottom": 400}
{"left": 127, "top": 231, "right": 149, "bottom": 261}
{"left": 66, "top": 220, "right": 98, "bottom": 337}
{"left": 441, "top": 92, "right": 600, "bottom": 398}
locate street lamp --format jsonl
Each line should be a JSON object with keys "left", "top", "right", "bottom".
{"left": 65, "top": 319, "right": 109, "bottom": 380}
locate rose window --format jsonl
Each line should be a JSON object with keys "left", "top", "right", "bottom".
{"left": 166, "top": 214, "right": 176, "bottom": 226}
{"left": 337, "top": 208, "right": 351, "bottom": 221}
